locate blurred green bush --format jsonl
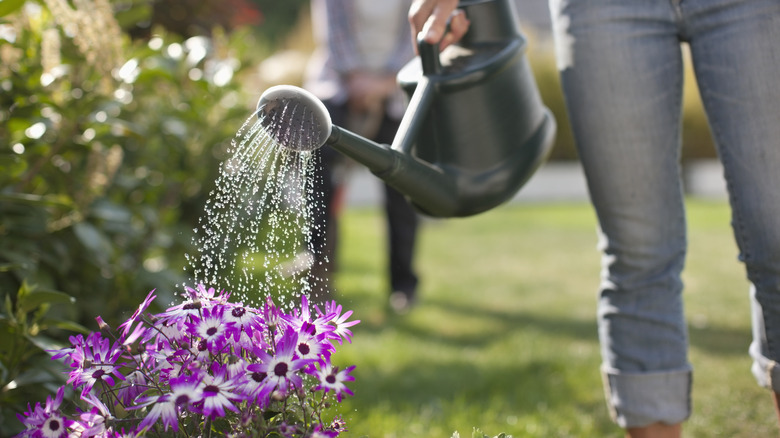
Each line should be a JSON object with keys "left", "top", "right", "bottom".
{"left": 0, "top": 0, "right": 308, "bottom": 433}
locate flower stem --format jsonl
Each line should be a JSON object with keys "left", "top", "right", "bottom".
{"left": 204, "top": 416, "right": 212, "bottom": 438}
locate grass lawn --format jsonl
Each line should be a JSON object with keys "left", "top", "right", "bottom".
{"left": 326, "top": 200, "right": 776, "bottom": 437}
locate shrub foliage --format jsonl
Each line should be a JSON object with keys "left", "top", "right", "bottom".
{"left": 0, "top": 0, "right": 304, "bottom": 433}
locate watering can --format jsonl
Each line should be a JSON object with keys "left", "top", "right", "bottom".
{"left": 256, "top": 0, "right": 555, "bottom": 218}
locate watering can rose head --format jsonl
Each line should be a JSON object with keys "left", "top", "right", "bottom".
{"left": 256, "top": 85, "right": 333, "bottom": 152}
{"left": 16, "top": 285, "right": 359, "bottom": 437}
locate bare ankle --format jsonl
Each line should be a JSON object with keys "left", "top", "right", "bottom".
{"left": 626, "top": 422, "right": 681, "bottom": 438}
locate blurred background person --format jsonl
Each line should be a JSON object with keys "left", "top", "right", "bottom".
{"left": 304, "top": 0, "right": 421, "bottom": 313}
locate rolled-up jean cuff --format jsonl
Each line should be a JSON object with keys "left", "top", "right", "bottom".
{"left": 601, "top": 365, "right": 693, "bottom": 428}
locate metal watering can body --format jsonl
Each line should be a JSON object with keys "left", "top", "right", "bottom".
{"left": 257, "top": 0, "right": 555, "bottom": 217}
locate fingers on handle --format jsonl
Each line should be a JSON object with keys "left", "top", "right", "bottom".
{"left": 439, "top": 9, "right": 469, "bottom": 50}
{"left": 409, "top": 0, "right": 463, "bottom": 50}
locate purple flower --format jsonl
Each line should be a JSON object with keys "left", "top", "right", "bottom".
{"left": 133, "top": 375, "right": 203, "bottom": 433}
{"left": 317, "top": 301, "right": 360, "bottom": 345}
{"left": 262, "top": 295, "right": 282, "bottom": 328}
{"left": 65, "top": 332, "right": 125, "bottom": 397}
{"left": 199, "top": 370, "right": 244, "bottom": 419}
{"left": 184, "top": 284, "right": 226, "bottom": 303}
{"left": 117, "top": 289, "right": 156, "bottom": 338}
{"left": 294, "top": 328, "right": 334, "bottom": 368}
{"left": 75, "top": 393, "right": 112, "bottom": 438}
{"left": 185, "top": 305, "right": 228, "bottom": 354}
{"left": 224, "top": 303, "right": 265, "bottom": 352}
{"left": 116, "top": 370, "right": 147, "bottom": 407}
{"left": 15, "top": 386, "right": 74, "bottom": 438}
{"left": 153, "top": 300, "right": 202, "bottom": 333}
{"left": 241, "top": 362, "right": 273, "bottom": 408}
{"left": 246, "top": 327, "right": 312, "bottom": 396}
{"left": 283, "top": 295, "right": 335, "bottom": 340}
{"left": 310, "top": 425, "right": 341, "bottom": 438}
{"left": 315, "top": 363, "right": 355, "bottom": 402}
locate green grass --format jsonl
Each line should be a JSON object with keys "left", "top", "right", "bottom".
{"left": 325, "top": 200, "right": 776, "bottom": 437}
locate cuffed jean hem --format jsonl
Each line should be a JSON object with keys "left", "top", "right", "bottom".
{"left": 601, "top": 365, "right": 693, "bottom": 428}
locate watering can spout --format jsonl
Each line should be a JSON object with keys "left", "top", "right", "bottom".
{"left": 256, "top": 0, "right": 556, "bottom": 218}
{"left": 256, "top": 85, "right": 461, "bottom": 216}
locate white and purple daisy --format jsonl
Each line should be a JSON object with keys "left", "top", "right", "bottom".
{"left": 65, "top": 332, "right": 126, "bottom": 397}
{"left": 282, "top": 295, "right": 336, "bottom": 341}
{"left": 185, "top": 305, "right": 228, "bottom": 354}
{"left": 314, "top": 363, "right": 355, "bottom": 402}
{"left": 317, "top": 300, "right": 360, "bottom": 345}
{"left": 199, "top": 370, "right": 244, "bottom": 419}
{"left": 224, "top": 302, "right": 265, "bottom": 352}
{"left": 15, "top": 386, "right": 74, "bottom": 438}
{"left": 246, "top": 327, "right": 312, "bottom": 395}
{"left": 117, "top": 289, "right": 157, "bottom": 339}
{"left": 134, "top": 375, "right": 203, "bottom": 433}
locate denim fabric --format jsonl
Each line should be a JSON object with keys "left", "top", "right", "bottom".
{"left": 549, "top": 0, "right": 780, "bottom": 428}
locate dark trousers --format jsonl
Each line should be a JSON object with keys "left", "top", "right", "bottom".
{"left": 309, "top": 101, "right": 419, "bottom": 296}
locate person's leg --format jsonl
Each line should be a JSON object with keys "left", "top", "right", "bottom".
{"left": 306, "top": 144, "right": 340, "bottom": 301}
{"left": 307, "top": 102, "right": 348, "bottom": 302}
{"left": 550, "top": 0, "right": 690, "bottom": 432}
{"left": 684, "top": 0, "right": 780, "bottom": 417}
{"left": 383, "top": 183, "right": 419, "bottom": 298}
{"left": 373, "top": 114, "right": 420, "bottom": 310}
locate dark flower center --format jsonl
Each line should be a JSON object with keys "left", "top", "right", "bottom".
{"left": 92, "top": 369, "right": 106, "bottom": 379}
{"left": 175, "top": 394, "right": 190, "bottom": 405}
{"left": 302, "top": 321, "right": 316, "bottom": 335}
{"left": 183, "top": 302, "right": 201, "bottom": 310}
{"left": 297, "top": 343, "right": 310, "bottom": 355}
{"left": 274, "top": 362, "right": 288, "bottom": 377}
{"left": 326, "top": 375, "right": 337, "bottom": 384}
{"left": 48, "top": 419, "right": 61, "bottom": 431}
{"left": 232, "top": 307, "right": 246, "bottom": 318}
{"left": 206, "top": 327, "right": 218, "bottom": 336}
{"left": 252, "top": 371, "right": 267, "bottom": 382}
{"left": 203, "top": 384, "right": 219, "bottom": 395}
{"left": 198, "top": 340, "right": 208, "bottom": 351}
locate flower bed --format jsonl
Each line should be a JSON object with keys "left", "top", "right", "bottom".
{"left": 16, "top": 285, "right": 359, "bottom": 437}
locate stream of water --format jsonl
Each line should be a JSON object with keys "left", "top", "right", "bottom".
{"left": 185, "top": 103, "right": 328, "bottom": 310}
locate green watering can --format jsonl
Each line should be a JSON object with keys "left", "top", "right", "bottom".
{"left": 256, "top": 0, "right": 555, "bottom": 217}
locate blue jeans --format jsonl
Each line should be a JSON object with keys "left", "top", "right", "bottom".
{"left": 549, "top": 0, "right": 780, "bottom": 428}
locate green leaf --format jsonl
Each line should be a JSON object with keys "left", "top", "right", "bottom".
{"left": 114, "top": 4, "right": 152, "bottom": 29}
{"left": 0, "top": 357, "right": 8, "bottom": 384}
{"left": 42, "top": 318, "right": 89, "bottom": 334}
{"left": 0, "top": 0, "right": 25, "bottom": 17}
{"left": 3, "top": 293, "right": 15, "bottom": 323}
{"left": 3, "top": 362, "right": 63, "bottom": 389}
{"left": 17, "top": 287, "right": 75, "bottom": 314}
{"left": 0, "top": 193, "right": 73, "bottom": 208}
{"left": 73, "top": 222, "right": 113, "bottom": 261}
{"left": 25, "top": 333, "right": 65, "bottom": 353}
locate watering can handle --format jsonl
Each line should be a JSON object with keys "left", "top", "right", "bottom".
{"left": 389, "top": 34, "right": 445, "bottom": 153}
{"left": 417, "top": 36, "right": 443, "bottom": 76}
